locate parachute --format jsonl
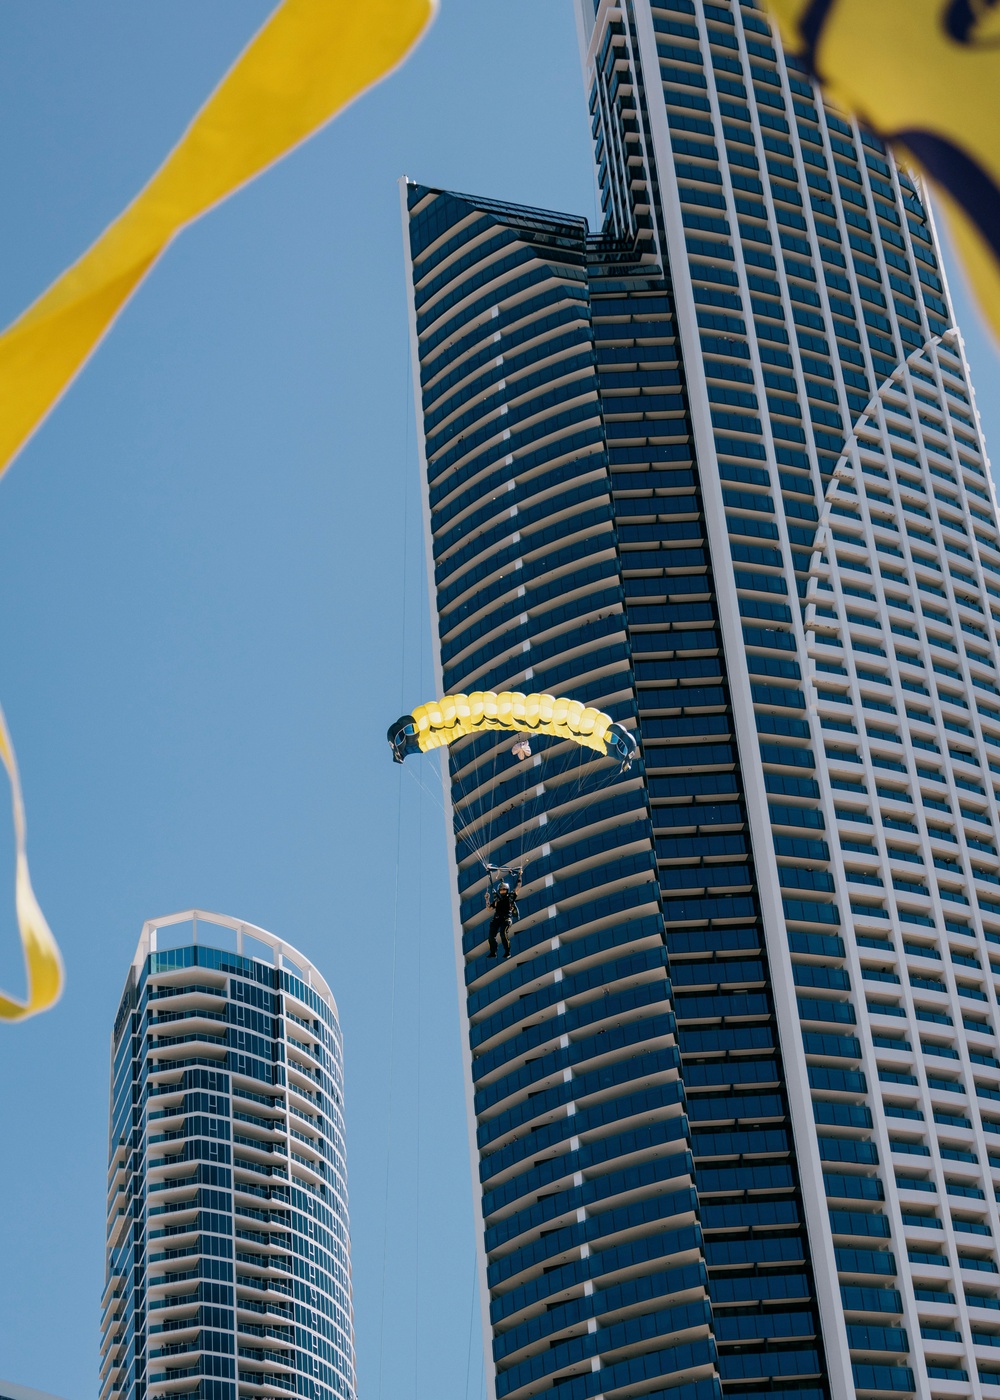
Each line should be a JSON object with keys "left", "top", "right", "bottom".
{"left": 387, "top": 690, "right": 636, "bottom": 768}
{"left": 387, "top": 690, "right": 639, "bottom": 873}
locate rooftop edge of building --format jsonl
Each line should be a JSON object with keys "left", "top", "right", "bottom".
{"left": 123, "top": 907, "right": 336, "bottom": 1017}
{"left": 0, "top": 1381, "right": 70, "bottom": 1400}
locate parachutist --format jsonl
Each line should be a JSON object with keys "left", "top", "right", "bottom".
{"left": 486, "top": 870, "right": 522, "bottom": 960}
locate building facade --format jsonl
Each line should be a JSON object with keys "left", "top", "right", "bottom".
{"left": 402, "top": 1, "right": 1000, "bottom": 1398}
{"left": 0, "top": 1382, "right": 70, "bottom": 1400}
{"left": 99, "top": 912, "right": 355, "bottom": 1400}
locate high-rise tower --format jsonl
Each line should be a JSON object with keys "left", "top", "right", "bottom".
{"left": 402, "top": 2, "right": 1000, "bottom": 1398}
{"left": 99, "top": 912, "right": 355, "bottom": 1400}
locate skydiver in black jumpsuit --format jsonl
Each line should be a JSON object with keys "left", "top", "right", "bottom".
{"left": 486, "top": 873, "right": 521, "bottom": 960}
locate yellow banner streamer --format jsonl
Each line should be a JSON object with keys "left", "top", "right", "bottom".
{"left": 0, "top": 705, "right": 62, "bottom": 1021}
{"left": 764, "top": 0, "right": 1000, "bottom": 343}
{"left": 0, "top": 0, "right": 436, "bottom": 474}
{"left": 0, "top": 0, "right": 436, "bottom": 1018}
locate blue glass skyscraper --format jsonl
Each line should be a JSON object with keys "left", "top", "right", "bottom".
{"left": 99, "top": 912, "right": 355, "bottom": 1400}
{"left": 403, "top": 1, "right": 1000, "bottom": 1397}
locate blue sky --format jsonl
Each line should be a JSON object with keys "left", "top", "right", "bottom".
{"left": 0, "top": 5, "right": 595, "bottom": 1396}
{"left": 0, "top": 5, "right": 997, "bottom": 1399}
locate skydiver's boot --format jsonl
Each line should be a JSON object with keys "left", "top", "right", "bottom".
{"left": 501, "top": 923, "right": 512, "bottom": 959}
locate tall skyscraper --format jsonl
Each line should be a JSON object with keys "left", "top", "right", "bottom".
{"left": 99, "top": 912, "right": 355, "bottom": 1400}
{"left": 402, "top": 1, "right": 1000, "bottom": 1397}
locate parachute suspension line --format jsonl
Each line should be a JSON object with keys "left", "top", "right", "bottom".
{"left": 446, "top": 744, "right": 482, "bottom": 861}
{"left": 538, "top": 744, "right": 583, "bottom": 848}
{"left": 509, "top": 750, "right": 557, "bottom": 869}
{"left": 491, "top": 755, "right": 542, "bottom": 871}
{"left": 515, "top": 751, "right": 563, "bottom": 867}
{"left": 508, "top": 738, "right": 540, "bottom": 866}
{"left": 481, "top": 737, "right": 508, "bottom": 867}
{"left": 403, "top": 762, "right": 490, "bottom": 869}
{"left": 484, "top": 732, "right": 503, "bottom": 866}
{"left": 523, "top": 751, "right": 622, "bottom": 859}
{"left": 445, "top": 734, "right": 498, "bottom": 872}
{"left": 455, "top": 737, "right": 495, "bottom": 866}
{"left": 558, "top": 756, "right": 626, "bottom": 845}
{"left": 533, "top": 739, "right": 608, "bottom": 860}
{"left": 557, "top": 745, "right": 597, "bottom": 830}
{"left": 555, "top": 750, "right": 612, "bottom": 842}
{"left": 502, "top": 738, "right": 580, "bottom": 868}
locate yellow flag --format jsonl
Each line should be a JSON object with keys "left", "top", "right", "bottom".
{"left": 0, "top": 704, "right": 62, "bottom": 1021}
{"left": 0, "top": 0, "right": 435, "bottom": 474}
{"left": 0, "top": 0, "right": 436, "bottom": 1018}
{"left": 765, "top": 0, "right": 1000, "bottom": 342}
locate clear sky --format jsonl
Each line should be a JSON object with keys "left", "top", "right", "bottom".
{"left": 0, "top": 6, "right": 997, "bottom": 1399}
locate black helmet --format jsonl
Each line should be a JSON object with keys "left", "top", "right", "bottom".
{"left": 498, "top": 880, "right": 510, "bottom": 893}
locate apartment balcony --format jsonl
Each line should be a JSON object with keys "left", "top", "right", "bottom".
{"left": 237, "top": 1347, "right": 295, "bottom": 1373}
{"left": 236, "top": 1375, "right": 296, "bottom": 1396}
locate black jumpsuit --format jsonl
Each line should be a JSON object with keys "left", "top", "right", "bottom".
{"left": 488, "top": 887, "right": 518, "bottom": 958}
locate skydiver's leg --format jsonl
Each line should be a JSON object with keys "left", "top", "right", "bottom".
{"left": 488, "top": 915, "right": 500, "bottom": 958}
{"left": 501, "top": 920, "right": 511, "bottom": 958}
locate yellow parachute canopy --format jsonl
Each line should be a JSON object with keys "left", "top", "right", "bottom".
{"left": 388, "top": 691, "right": 636, "bottom": 766}
{"left": 762, "top": 0, "right": 1000, "bottom": 344}
{"left": 415, "top": 691, "right": 613, "bottom": 754}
